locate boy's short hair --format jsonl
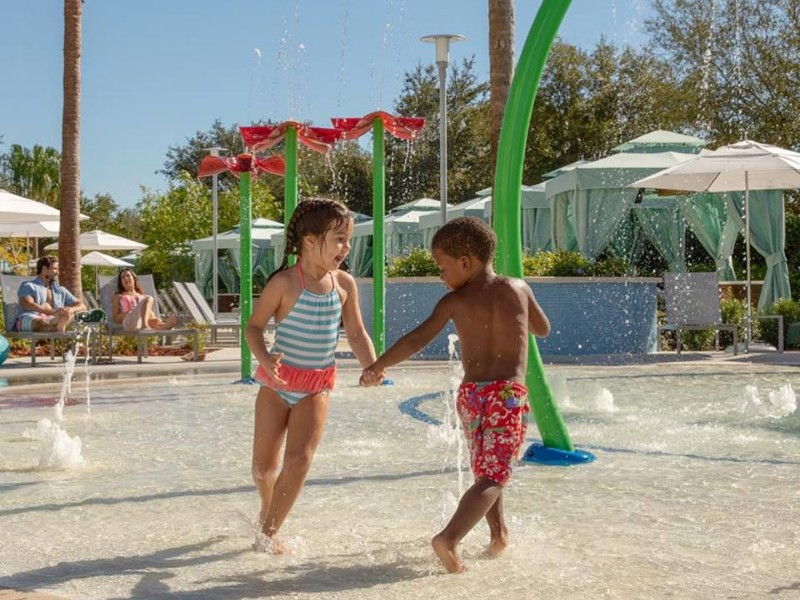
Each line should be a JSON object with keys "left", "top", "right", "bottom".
{"left": 431, "top": 216, "right": 497, "bottom": 263}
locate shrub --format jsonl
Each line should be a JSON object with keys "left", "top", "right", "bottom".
{"left": 386, "top": 248, "right": 439, "bottom": 277}
{"left": 523, "top": 250, "right": 628, "bottom": 277}
{"left": 760, "top": 298, "right": 800, "bottom": 349}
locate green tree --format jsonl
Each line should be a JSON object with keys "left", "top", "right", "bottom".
{"left": 161, "top": 119, "right": 252, "bottom": 189}
{"left": 300, "top": 141, "right": 373, "bottom": 215}
{"left": 524, "top": 39, "right": 683, "bottom": 184}
{"left": 134, "top": 173, "right": 281, "bottom": 288}
{"left": 0, "top": 144, "right": 61, "bottom": 205}
{"left": 648, "top": 0, "right": 800, "bottom": 148}
{"left": 387, "top": 58, "right": 491, "bottom": 209}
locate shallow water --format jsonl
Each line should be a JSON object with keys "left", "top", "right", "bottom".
{"left": 1, "top": 365, "right": 799, "bottom": 599}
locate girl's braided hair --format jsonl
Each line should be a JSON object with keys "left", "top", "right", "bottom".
{"left": 268, "top": 197, "right": 352, "bottom": 281}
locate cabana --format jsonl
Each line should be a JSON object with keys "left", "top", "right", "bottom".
{"left": 419, "top": 184, "right": 553, "bottom": 254}
{"left": 346, "top": 199, "right": 442, "bottom": 276}
{"left": 190, "top": 218, "right": 283, "bottom": 297}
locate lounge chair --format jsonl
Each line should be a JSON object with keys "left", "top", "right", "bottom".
{"left": 157, "top": 288, "right": 183, "bottom": 318}
{"left": 0, "top": 274, "right": 85, "bottom": 366}
{"left": 661, "top": 272, "right": 739, "bottom": 356}
{"left": 83, "top": 291, "right": 100, "bottom": 310}
{"left": 98, "top": 274, "right": 199, "bottom": 363}
{"left": 172, "top": 281, "right": 240, "bottom": 344}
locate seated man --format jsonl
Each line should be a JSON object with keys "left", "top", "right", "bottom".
{"left": 14, "top": 256, "right": 87, "bottom": 333}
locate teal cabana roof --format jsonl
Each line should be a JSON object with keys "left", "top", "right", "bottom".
{"left": 544, "top": 151, "right": 700, "bottom": 198}
{"left": 612, "top": 130, "right": 708, "bottom": 154}
{"left": 190, "top": 218, "right": 283, "bottom": 251}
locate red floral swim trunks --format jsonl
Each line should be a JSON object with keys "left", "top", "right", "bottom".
{"left": 456, "top": 380, "right": 529, "bottom": 486}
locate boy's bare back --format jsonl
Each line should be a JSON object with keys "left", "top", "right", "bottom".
{"left": 444, "top": 273, "right": 543, "bottom": 383}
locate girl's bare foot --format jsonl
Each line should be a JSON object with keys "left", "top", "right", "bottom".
{"left": 432, "top": 534, "right": 465, "bottom": 574}
{"left": 151, "top": 315, "right": 177, "bottom": 330}
{"left": 486, "top": 525, "right": 508, "bottom": 557}
{"left": 252, "top": 533, "right": 287, "bottom": 554}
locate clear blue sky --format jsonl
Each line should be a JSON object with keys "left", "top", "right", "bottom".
{"left": 0, "top": 1, "right": 652, "bottom": 209}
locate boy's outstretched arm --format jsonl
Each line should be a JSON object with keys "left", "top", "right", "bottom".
{"left": 526, "top": 286, "right": 551, "bottom": 338}
{"left": 361, "top": 296, "right": 453, "bottom": 385}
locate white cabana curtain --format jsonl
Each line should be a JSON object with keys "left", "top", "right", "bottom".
{"left": 553, "top": 188, "right": 637, "bottom": 259}
{"left": 633, "top": 197, "right": 687, "bottom": 273}
{"left": 551, "top": 190, "right": 578, "bottom": 251}
{"left": 727, "top": 190, "right": 791, "bottom": 311}
{"left": 682, "top": 193, "right": 741, "bottom": 281}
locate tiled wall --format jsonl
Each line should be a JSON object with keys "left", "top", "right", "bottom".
{"left": 357, "top": 277, "right": 659, "bottom": 358}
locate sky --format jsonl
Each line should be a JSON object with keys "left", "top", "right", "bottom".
{"left": 1, "top": 0, "right": 653, "bottom": 210}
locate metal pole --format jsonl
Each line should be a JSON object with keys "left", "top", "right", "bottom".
{"left": 421, "top": 34, "right": 464, "bottom": 227}
{"left": 437, "top": 61, "right": 448, "bottom": 226}
{"left": 745, "top": 174, "right": 752, "bottom": 351}
{"left": 206, "top": 146, "right": 225, "bottom": 315}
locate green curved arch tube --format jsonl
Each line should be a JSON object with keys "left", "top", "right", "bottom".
{"left": 493, "top": 0, "right": 573, "bottom": 450}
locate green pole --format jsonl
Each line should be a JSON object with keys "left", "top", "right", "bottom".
{"left": 493, "top": 0, "right": 573, "bottom": 450}
{"left": 239, "top": 169, "right": 253, "bottom": 380}
{"left": 372, "top": 118, "right": 386, "bottom": 354}
{"left": 285, "top": 126, "right": 298, "bottom": 267}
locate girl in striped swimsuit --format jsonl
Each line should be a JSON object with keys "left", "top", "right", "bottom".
{"left": 245, "top": 198, "right": 377, "bottom": 552}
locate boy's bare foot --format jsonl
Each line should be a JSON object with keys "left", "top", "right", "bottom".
{"left": 486, "top": 533, "right": 508, "bottom": 557}
{"left": 432, "top": 533, "right": 465, "bottom": 574}
{"left": 165, "top": 314, "right": 178, "bottom": 329}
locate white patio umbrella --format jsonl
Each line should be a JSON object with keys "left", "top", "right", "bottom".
{"left": 80, "top": 251, "right": 134, "bottom": 268}
{"left": 80, "top": 251, "right": 134, "bottom": 296}
{"left": 0, "top": 220, "right": 60, "bottom": 237}
{"left": 631, "top": 140, "right": 800, "bottom": 347}
{"left": 45, "top": 229, "right": 148, "bottom": 251}
{"left": 0, "top": 189, "right": 61, "bottom": 222}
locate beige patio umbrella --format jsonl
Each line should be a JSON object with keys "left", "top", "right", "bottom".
{"left": 81, "top": 251, "right": 135, "bottom": 295}
{"left": 45, "top": 229, "right": 147, "bottom": 252}
{"left": 0, "top": 189, "right": 61, "bottom": 222}
{"left": 631, "top": 140, "right": 800, "bottom": 348}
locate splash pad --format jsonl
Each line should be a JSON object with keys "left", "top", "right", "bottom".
{"left": 2, "top": 363, "right": 800, "bottom": 598}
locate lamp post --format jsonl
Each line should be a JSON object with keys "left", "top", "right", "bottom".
{"left": 204, "top": 146, "right": 226, "bottom": 315}
{"left": 421, "top": 33, "right": 464, "bottom": 225}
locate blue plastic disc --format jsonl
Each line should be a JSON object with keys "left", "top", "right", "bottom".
{"left": 380, "top": 379, "right": 395, "bottom": 386}
{"left": 522, "top": 442, "right": 595, "bottom": 466}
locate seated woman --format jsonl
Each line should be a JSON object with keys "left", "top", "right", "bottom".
{"left": 112, "top": 269, "right": 177, "bottom": 332}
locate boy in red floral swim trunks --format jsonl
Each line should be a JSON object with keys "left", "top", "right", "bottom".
{"left": 361, "top": 216, "right": 550, "bottom": 574}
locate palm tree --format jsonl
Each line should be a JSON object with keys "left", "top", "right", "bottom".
{"left": 488, "top": 0, "right": 515, "bottom": 185}
{"left": 59, "top": 0, "right": 83, "bottom": 293}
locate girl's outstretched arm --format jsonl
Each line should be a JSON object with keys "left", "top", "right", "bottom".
{"left": 338, "top": 272, "right": 377, "bottom": 368}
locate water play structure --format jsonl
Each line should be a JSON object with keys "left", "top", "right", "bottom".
{"left": 194, "top": 0, "right": 589, "bottom": 460}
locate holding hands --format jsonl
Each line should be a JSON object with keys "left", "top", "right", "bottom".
{"left": 359, "top": 364, "right": 385, "bottom": 386}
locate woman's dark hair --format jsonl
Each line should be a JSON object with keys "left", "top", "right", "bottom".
{"left": 268, "top": 198, "right": 352, "bottom": 282}
{"left": 116, "top": 269, "right": 144, "bottom": 294}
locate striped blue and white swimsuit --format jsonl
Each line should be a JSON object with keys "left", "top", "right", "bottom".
{"left": 254, "top": 265, "right": 342, "bottom": 406}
